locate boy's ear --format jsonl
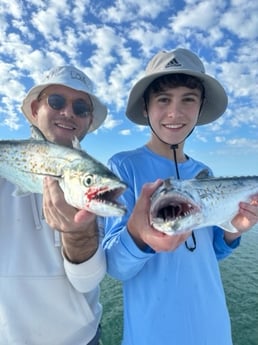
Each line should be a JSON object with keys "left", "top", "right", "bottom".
{"left": 142, "top": 98, "right": 148, "bottom": 117}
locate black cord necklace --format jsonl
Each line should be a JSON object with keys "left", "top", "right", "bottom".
{"left": 170, "top": 144, "right": 196, "bottom": 252}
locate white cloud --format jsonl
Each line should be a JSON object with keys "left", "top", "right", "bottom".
{"left": 169, "top": 1, "right": 225, "bottom": 33}
{"left": 228, "top": 137, "right": 258, "bottom": 150}
{"left": 119, "top": 129, "right": 131, "bottom": 136}
{"left": 220, "top": 2, "right": 258, "bottom": 40}
{"left": 102, "top": 114, "right": 122, "bottom": 130}
{"left": 215, "top": 136, "right": 226, "bottom": 143}
{"left": 31, "top": 7, "right": 63, "bottom": 39}
{"left": 99, "top": 0, "right": 171, "bottom": 23}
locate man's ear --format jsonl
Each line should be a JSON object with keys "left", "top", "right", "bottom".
{"left": 30, "top": 99, "right": 39, "bottom": 120}
{"left": 88, "top": 114, "right": 94, "bottom": 127}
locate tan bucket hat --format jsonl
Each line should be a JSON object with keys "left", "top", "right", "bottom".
{"left": 21, "top": 65, "right": 107, "bottom": 132}
{"left": 126, "top": 48, "right": 228, "bottom": 126}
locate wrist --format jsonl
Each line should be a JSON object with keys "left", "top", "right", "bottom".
{"left": 62, "top": 230, "right": 99, "bottom": 264}
{"left": 127, "top": 223, "right": 148, "bottom": 250}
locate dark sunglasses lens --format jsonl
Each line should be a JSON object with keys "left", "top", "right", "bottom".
{"left": 48, "top": 94, "right": 65, "bottom": 110}
{"left": 72, "top": 99, "right": 91, "bottom": 117}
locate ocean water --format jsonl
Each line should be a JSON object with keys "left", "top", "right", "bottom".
{"left": 100, "top": 225, "right": 258, "bottom": 345}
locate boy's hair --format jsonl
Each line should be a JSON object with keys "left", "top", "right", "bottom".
{"left": 143, "top": 73, "right": 205, "bottom": 105}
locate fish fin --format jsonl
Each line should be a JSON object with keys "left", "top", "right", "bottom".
{"left": 195, "top": 169, "right": 210, "bottom": 179}
{"left": 30, "top": 125, "right": 47, "bottom": 141}
{"left": 220, "top": 221, "right": 239, "bottom": 233}
{"left": 12, "top": 186, "right": 30, "bottom": 197}
{"left": 72, "top": 136, "right": 81, "bottom": 150}
{"left": 31, "top": 125, "right": 81, "bottom": 149}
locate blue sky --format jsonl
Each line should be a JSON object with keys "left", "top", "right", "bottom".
{"left": 0, "top": 0, "right": 257, "bottom": 176}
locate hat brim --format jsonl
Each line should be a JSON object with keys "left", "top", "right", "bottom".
{"left": 126, "top": 69, "right": 228, "bottom": 126}
{"left": 21, "top": 83, "right": 107, "bottom": 133}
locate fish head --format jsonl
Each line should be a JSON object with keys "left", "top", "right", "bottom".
{"left": 150, "top": 178, "right": 203, "bottom": 235}
{"left": 61, "top": 160, "right": 127, "bottom": 217}
{"left": 81, "top": 171, "right": 127, "bottom": 217}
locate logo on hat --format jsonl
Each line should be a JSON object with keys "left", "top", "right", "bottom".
{"left": 70, "top": 70, "right": 92, "bottom": 90}
{"left": 165, "top": 58, "right": 182, "bottom": 68}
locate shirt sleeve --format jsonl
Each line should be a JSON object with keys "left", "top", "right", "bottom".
{"left": 63, "top": 246, "right": 106, "bottom": 293}
{"left": 213, "top": 226, "right": 241, "bottom": 260}
{"left": 102, "top": 156, "right": 155, "bottom": 280}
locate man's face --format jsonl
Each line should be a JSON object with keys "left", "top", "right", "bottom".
{"left": 30, "top": 85, "right": 93, "bottom": 147}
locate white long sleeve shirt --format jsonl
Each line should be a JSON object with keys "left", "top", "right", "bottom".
{"left": 0, "top": 178, "right": 106, "bottom": 345}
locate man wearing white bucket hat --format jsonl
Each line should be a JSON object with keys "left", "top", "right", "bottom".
{"left": 0, "top": 66, "right": 107, "bottom": 344}
{"left": 102, "top": 49, "right": 258, "bottom": 345}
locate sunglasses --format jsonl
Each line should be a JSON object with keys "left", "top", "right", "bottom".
{"left": 39, "top": 93, "right": 93, "bottom": 118}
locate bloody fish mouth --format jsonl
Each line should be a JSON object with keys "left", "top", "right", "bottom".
{"left": 86, "top": 186, "right": 126, "bottom": 210}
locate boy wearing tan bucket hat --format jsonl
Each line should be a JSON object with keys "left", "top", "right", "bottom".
{"left": 0, "top": 65, "right": 107, "bottom": 345}
{"left": 102, "top": 48, "right": 258, "bottom": 345}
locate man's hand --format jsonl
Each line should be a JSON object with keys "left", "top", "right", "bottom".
{"left": 43, "top": 177, "right": 99, "bottom": 263}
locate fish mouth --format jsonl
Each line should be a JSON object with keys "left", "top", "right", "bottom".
{"left": 98, "top": 186, "right": 125, "bottom": 206}
{"left": 150, "top": 193, "right": 200, "bottom": 229}
{"left": 86, "top": 184, "right": 127, "bottom": 216}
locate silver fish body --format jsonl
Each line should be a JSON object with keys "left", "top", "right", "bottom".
{"left": 0, "top": 138, "right": 127, "bottom": 217}
{"left": 150, "top": 171, "right": 258, "bottom": 235}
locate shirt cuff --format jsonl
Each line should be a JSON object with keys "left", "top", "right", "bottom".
{"left": 63, "top": 246, "right": 106, "bottom": 292}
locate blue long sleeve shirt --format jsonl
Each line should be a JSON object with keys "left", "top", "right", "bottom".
{"left": 102, "top": 146, "right": 240, "bottom": 345}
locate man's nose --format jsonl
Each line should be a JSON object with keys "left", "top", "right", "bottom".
{"left": 60, "top": 102, "right": 75, "bottom": 118}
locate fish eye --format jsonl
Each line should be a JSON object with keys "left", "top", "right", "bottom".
{"left": 83, "top": 174, "right": 94, "bottom": 187}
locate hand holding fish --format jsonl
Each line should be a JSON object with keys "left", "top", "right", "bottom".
{"left": 224, "top": 194, "right": 258, "bottom": 243}
{"left": 43, "top": 177, "right": 99, "bottom": 263}
{"left": 127, "top": 180, "right": 190, "bottom": 252}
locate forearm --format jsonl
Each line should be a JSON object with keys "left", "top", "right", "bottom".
{"left": 62, "top": 219, "right": 99, "bottom": 264}
{"left": 220, "top": 220, "right": 241, "bottom": 245}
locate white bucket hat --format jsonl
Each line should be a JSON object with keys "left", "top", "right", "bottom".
{"left": 21, "top": 65, "right": 107, "bottom": 132}
{"left": 126, "top": 48, "right": 228, "bottom": 126}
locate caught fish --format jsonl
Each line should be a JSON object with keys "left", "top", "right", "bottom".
{"left": 150, "top": 169, "right": 258, "bottom": 235}
{"left": 0, "top": 127, "right": 127, "bottom": 217}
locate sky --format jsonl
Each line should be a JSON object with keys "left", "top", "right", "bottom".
{"left": 0, "top": 0, "right": 257, "bottom": 176}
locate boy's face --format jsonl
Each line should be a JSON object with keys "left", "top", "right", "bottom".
{"left": 146, "top": 86, "right": 202, "bottom": 146}
{"left": 30, "top": 85, "right": 93, "bottom": 147}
